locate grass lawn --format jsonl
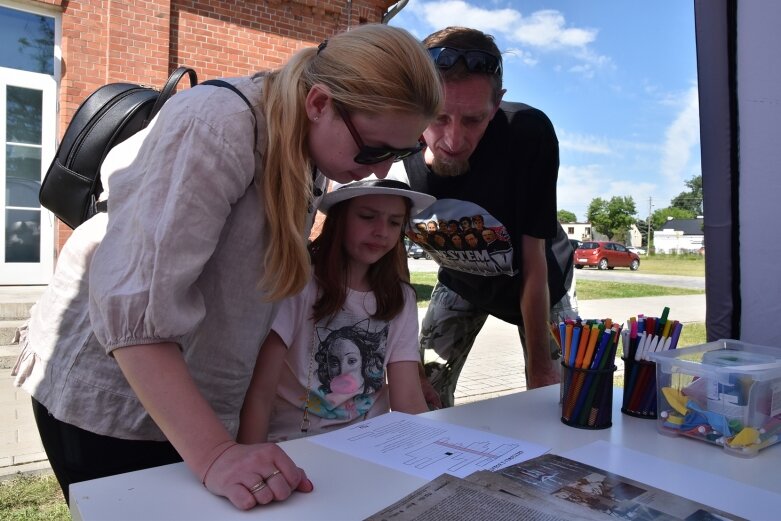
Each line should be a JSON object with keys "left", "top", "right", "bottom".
{"left": 633, "top": 255, "right": 704, "bottom": 277}
{"left": 410, "top": 272, "right": 438, "bottom": 307}
{"left": 0, "top": 474, "right": 69, "bottom": 521}
{"left": 676, "top": 321, "right": 707, "bottom": 347}
{"left": 576, "top": 280, "right": 703, "bottom": 300}
{"left": 411, "top": 272, "right": 703, "bottom": 307}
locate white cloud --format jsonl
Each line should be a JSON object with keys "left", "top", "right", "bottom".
{"left": 557, "top": 164, "right": 603, "bottom": 221}
{"left": 511, "top": 10, "right": 597, "bottom": 49}
{"left": 558, "top": 164, "right": 657, "bottom": 222}
{"left": 660, "top": 85, "right": 700, "bottom": 196}
{"left": 568, "top": 63, "right": 595, "bottom": 79}
{"left": 405, "top": 0, "right": 610, "bottom": 76}
{"left": 558, "top": 85, "right": 701, "bottom": 219}
{"left": 504, "top": 47, "right": 538, "bottom": 67}
{"left": 558, "top": 131, "right": 613, "bottom": 155}
{"left": 416, "top": 0, "right": 520, "bottom": 34}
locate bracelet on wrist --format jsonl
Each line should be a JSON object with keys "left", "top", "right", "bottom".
{"left": 201, "top": 440, "right": 238, "bottom": 486}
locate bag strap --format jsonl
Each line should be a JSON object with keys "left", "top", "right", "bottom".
{"left": 95, "top": 78, "right": 259, "bottom": 216}
{"left": 145, "top": 67, "right": 198, "bottom": 126}
{"left": 201, "top": 79, "right": 258, "bottom": 149}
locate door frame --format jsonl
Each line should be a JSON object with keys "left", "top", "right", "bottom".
{"left": 0, "top": 67, "right": 57, "bottom": 284}
{"left": 0, "top": 1, "right": 60, "bottom": 285}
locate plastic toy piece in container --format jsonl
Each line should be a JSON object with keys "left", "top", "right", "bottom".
{"left": 651, "top": 339, "right": 781, "bottom": 457}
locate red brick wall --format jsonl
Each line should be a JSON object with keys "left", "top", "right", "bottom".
{"left": 38, "top": 0, "right": 394, "bottom": 251}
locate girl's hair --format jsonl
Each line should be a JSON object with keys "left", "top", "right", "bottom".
{"left": 309, "top": 196, "right": 413, "bottom": 323}
{"left": 259, "top": 24, "right": 442, "bottom": 301}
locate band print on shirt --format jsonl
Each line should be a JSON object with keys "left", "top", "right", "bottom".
{"left": 305, "top": 317, "right": 389, "bottom": 421}
{"left": 408, "top": 199, "right": 515, "bottom": 277}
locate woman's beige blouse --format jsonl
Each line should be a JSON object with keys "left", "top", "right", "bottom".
{"left": 14, "top": 76, "right": 325, "bottom": 441}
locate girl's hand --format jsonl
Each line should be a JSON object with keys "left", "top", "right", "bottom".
{"left": 202, "top": 442, "right": 314, "bottom": 510}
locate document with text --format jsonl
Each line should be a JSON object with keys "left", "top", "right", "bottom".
{"left": 308, "top": 411, "right": 550, "bottom": 480}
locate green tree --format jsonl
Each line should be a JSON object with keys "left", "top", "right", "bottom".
{"left": 651, "top": 207, "right": 696, "bottom": 231}
{"left": 557, "top": 209, "right": 577, "bottom": 223}
{"left": 586, "top": 196, "right": 637, "bottom": 240}
{"left": 670, "top": 174, "right": 703, "bottom": 215}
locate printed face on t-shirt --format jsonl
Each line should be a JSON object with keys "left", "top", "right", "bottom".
{"left": 326, "top": 339, "right": 364, "bottom": 394}
{"left": 482, "top": 229, "right": 497, "bottom": 243}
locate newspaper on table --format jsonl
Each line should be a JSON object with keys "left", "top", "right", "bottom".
{"left": 366, "top": 454, "right": 745, "bottom": 521}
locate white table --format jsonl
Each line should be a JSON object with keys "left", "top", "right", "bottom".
{"left": 70, "top": 386, "right": 781, "bottom": 520}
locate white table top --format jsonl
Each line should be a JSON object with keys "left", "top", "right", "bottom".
{"left": 70, "top": 386, "right": 781, "bottom": 521}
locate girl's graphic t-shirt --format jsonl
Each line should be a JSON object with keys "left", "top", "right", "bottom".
{"left": 266, "top": 278, "right": 419, "bottom": 441}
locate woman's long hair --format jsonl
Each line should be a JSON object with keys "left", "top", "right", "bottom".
{"left": 309, "top": 197, "right": 413, "bottom": 323}
{"left": 258, "top": 24, "right": 442, "bottom": 301}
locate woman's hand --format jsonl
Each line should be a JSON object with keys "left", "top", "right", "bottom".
{"left": 113, "top": 344, "right": 313, "bottom": 510}
{"left": 202, "top": 442, "right": 314, "bottom": 510}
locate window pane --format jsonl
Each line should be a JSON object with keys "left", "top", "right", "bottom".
{"left": 6, "top": 145, "right": 41, "bottom": 207}
{"left": 5, "top": 145, "right": 41, "bottom": 182}
{"left": 7, "top": 86, "right": 43, "bottom": 144}
{"left": 5, "top": 208, "right": 40, "bottom": 263}
{"left": 0, "top": 6, "right": 54, "bottom": 75}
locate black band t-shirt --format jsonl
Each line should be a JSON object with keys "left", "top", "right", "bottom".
{"left": 404, "top": 101, "right": 571, "bottom": 326}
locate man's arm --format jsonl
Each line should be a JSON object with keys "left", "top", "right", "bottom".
{"left": 520, "top": 235, "right": 559, "bottom": 389}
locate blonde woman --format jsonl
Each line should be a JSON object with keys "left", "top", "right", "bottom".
{"left": 13, "top": 24, "right": 441, "bottom": 510}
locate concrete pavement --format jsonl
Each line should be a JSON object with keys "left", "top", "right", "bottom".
{"left": 0, "top": 282, "right": 706, "bottom": 480}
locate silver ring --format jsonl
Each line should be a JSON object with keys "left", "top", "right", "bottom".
{"left": 264, "top": 469, "right": 282, "bottom": 481}
{"left": 248, "top": 479, "right": 267, "bottom": 494}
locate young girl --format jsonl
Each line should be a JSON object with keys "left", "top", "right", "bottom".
{"left": 239, "top": 179, "right": 434, "bottom": 443}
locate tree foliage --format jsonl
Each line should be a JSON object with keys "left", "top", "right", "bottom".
{"left": 670, "top": 174, "right": 703, "bottom": 215}
{"left": 586, "top": 196, "right": 637, "bottom": 240}
{"left": 557, "top": 209, "right": 577, "bottom": 223}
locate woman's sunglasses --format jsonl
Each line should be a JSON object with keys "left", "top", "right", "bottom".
{"left": 427, "top": 47, "right": 503, "bottom": 76}
{"left": 333, "top": 104, "right": 426, "bottom": 165}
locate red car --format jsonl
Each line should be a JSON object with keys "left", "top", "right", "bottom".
{"left": 574, "top": 241, "right": 640, "bottom": 271}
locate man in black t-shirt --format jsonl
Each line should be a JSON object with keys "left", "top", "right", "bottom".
{"left": 396, "top": 27, "right": 577, "bottom": 408}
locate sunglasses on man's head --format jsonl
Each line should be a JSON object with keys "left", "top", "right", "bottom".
{"left": 334, "top": 104, "right": 426, "bottom": 165}
{"left": 427, "top": 47, "right": 503, "bottom": 76}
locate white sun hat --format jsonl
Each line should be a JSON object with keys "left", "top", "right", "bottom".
{"left": 319, "top": 177, "right": 435, "bottom": 215}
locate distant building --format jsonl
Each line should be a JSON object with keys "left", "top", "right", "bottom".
{"left": 626, "top": 224, "right": 643, "bottom": 248}
{"left": 561, "top": 222, "right": 592, "bottom": 242}
{"left": 653, "top": 218, "right": 704, "bottom": 254}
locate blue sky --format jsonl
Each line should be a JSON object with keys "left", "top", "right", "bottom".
{"left": 389, "top": 0, "right": 700, "bottom": 222}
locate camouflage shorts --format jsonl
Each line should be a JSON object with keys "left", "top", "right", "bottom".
{"left": 419, "top": 281, "right": 578, "bottom": 407}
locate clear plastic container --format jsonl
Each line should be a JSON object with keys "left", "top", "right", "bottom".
{"left": 651, "top": 339, "right": 781, "bottom": 457}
